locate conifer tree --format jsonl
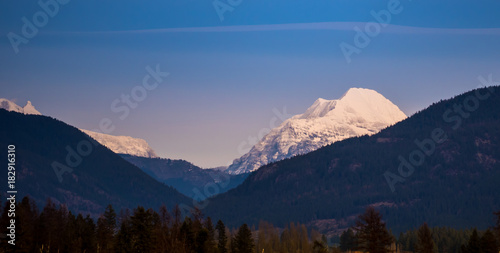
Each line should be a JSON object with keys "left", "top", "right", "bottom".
{"left": 235, "top": 224, "right": 254, "bottom": 253}
{"left": 464, "top": 229, "right": 481, "bottom": 253}
{"left": 340, "top": 228, "right": 356, "bottom": 251}
{"left": 415, "top": 223, "right": 436, "bottom": 253}
{"left": 495, "top": 211, "right": 500, "bottom": 248}
{"left": 97, "top": 204, "right": 116, "bottom": 253}
{"left": 352, "top": 206, "right": 393, "bottom": 253}
{"left": 216, "top": 220, "right": 228, "bottom": 253}
{"left": 480, "top": 229, "right": 498, "bottom": 253}
{"left": 204, "top": 217, "right": 216, "bottom": 253}
{"left": 115, "top": 211, "right": 132, "bottom": 253}
{"left": 196, "top": 228, "right": 210, "bottom": 253}
{"left": 180, "top": 217, "right": 196, "bottom": 252}
{"left": 130, "top": 206, "right": 154, "bottom": 253}
{"left": 17, "top": 197, "right": 38, "bottom": 252}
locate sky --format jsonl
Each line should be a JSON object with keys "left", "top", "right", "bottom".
{"left": 1, "top": 0, "right": 499, "bottom": 168}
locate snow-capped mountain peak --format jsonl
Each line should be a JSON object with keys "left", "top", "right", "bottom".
{"left": 226, "top": 88, "right": 407, "bottom": 174}
{"left": 81, "top": 130, "right": 158, "bottom": 158}
{"left": 0, "top": 98, "right": 42, "bottom": 115}
{"left": 0, "top": 98, "right": 157, "bottom": 158}
{"left": 22, "top": 101, "right": 42, "bottom": 115}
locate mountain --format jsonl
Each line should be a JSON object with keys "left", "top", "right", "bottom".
{"left": 120, "top": 155, "right": 248, "bottom": 200}
{"left": 0, "top": 98, "right": 157, "bottom": 158}
{"left": 0, "top": 109, "right": 191, "bottom": 216}
{"left": 0, "top": 98, "right": 41, "bottom": 115}
{"left": 82, "top": 129, "right": 158, "bottom": 158}
{"left": 207, "top": 86, "right": 500, "bottom": 234}
{"left": 226, "top": 88, "right": 407, "bottom": 174}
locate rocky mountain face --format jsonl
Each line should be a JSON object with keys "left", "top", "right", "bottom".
{"left": 227, "top": 88, "right": 407, "bottom": 174}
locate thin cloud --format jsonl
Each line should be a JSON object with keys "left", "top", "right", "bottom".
{"left": 47, "top": 22, "right": 500, "bottom": 35}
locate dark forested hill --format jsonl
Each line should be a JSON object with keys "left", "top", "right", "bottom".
{"left": 0, "top": 109, "right": 191, "bottom": 216}
{"left": 120, "top": 155, "right": 248, "bottom": 200}
{"left": 206, "top": 86, "right": 500, "bottom": 234}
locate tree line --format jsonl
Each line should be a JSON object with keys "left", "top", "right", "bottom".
{"left": 1, "top": 197, "right": 499, "bottom": 253}
{"left": 338, "top": 207, "right": 500, "bottom": 253}
{"left": 0, "top": 196, "right": 324, "bottom": 253}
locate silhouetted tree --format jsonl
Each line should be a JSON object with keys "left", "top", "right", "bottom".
{"left": 463, "top": 229, "right": 481, "bottom": 253}
{"left": 340, "top": 228, "right": 357, "bottom": 251}
{"left": 115, "top": 210, "right": 132, "bottom": 253}
{"left": 352, "top": 206, "right": 393, "bottom": 253}
{"left": 156, "top": 204, "right": 171, "bottom": 252}
{"left": 312, "top": 236, "right": 328, "bottom": 253}
{"left": 204, "top": 217, "right": 216, "bottom": 253}
{"left": 480, "top": 229, "right": 498, "bottom": 253}
{"left": 415, "top": 223, "right": 436, "bottom": 253}
{"left": 130, "top": 206, "right": 154, "bottom": 252}
{"left": 180, "top": 217, "right": 196, "bottom": 252}
{"left": 196, "top": 228, "right": 210, "bottom": 253}
{"left": 234, "top": 224, "right": 254, "bottom": 253}
{"left": 97, "top": 204, "right": 116, "bottom": 253}
{"left": 16, "top": 197, "right": 38, "bottom": 252}
{"left": 495, "top": 211, "right": 500, "bottom": 248}
{"left": 216, "top": 220, "right": 228, "bottom": 253}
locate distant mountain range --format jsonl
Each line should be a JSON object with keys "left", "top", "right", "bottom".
{"left": 0, "top": 99, "right": 244, "bottom": 212}
{"left": 120, "top": 154, "right": 248, "bottom": 200}
{"left": 207, "top": 86, "right": 500, "bottom": 235}
{"left": 4, "top": 86, "right": 499, "bottom": 234}
{"left": 226, "top": 88, "right": 407, "bottom": 174}
{"left": 0, "top": 108, "right": 191, "bottom": 216}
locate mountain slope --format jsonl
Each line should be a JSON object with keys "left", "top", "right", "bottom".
{"left": 0, "top": 109, "right": 191, "bottom": 216}
{"left": 120, "top": 155, "right": 248, "bottom": 200}
{"left": 227, "top": 88, "right": 407, "bottom": 174}
{"left": 207, "top": 86, "right": 500, "bottom": 234}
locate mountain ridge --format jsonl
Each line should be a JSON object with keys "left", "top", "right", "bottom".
{"left": 0, "top": 108, "right": 191, "bottom": 216}
{"left": 207, "top": 86, "right": 500, "bottom": 234}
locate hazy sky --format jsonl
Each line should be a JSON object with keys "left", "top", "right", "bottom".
{"left": 1, "top": 0, "right": 500, "bottom": 167}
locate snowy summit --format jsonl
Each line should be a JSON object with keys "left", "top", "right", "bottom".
{"left": 81, "top": 130, "right": 158, "bottom": 158}
{"left": 0, "top": 98, "right": 157, "bottom": 158}
{"left": 0, "top": 98, "right": 42, "bottom": 115}
{"left": 226, "top": 88, "right": 407, "bottom": 174}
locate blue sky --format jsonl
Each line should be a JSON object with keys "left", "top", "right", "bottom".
{"left": 1, "top": 0, "right": 500, "bottom": 167}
